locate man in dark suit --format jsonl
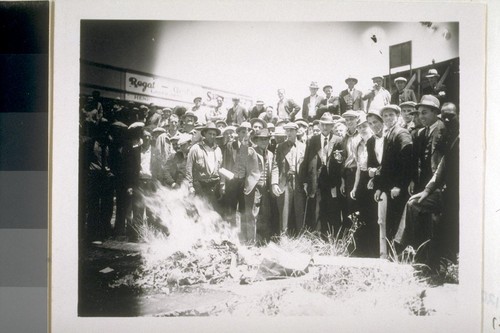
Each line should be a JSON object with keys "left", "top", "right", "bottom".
{"left": 302, "top": 81, "right": 325, "bottom": 122}
{"left": 276, "top": 89, "right": 301, "bottom": 121}
{"left": 339, "top": 76, "right": 364, "bottom": 114}
{"left": 299, "top": 113, "right": 343, "bottom": 236}
{"left": 317, "top": 84, "right": 340, "bottom": 117}
{"left": 409, "top": 95, "right": 448, "bottom": 194}
{"left": 373, "top": 105, "right": 413, "bottom": 240}
{"left": 396, "top": 102, "right": 459, "bottom": 270}
{"left": 226, "top": 97, "right": 248, "bottom": 125}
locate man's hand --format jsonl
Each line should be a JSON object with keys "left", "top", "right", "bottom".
{"left": 340, "top": 182, "right": 346, "bottom": 196}
{"left": 350, "top": 189, "right": 357, "bottom": 200}
{"left": 408, "top": 181, "right": 415, "bottom": 195}
{"left": 374, "top": 189, "right": 382, "bottom": 202}
{"left": 127, "top": 188, "right": 133, "bottom": 196}
{"left": 390, "top": 187, "right": 401, "bottom": 199}
{"left": 410, "top": 190, "right": 430, "bottom": 204}
{"left": 189, "top": 187, "right": 196, "bottom": 195}
{"left": 368, "top": 167, "right": 377, "bottom": 178}
{"left": 272, "top": 184, "right": 281, "bottom": 197}
{"left": 367, "top": 178, "right": 374, "bottom": 190}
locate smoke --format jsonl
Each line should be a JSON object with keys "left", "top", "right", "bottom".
{"left": 140, "top": 183, "right": 240, "bottom": 262}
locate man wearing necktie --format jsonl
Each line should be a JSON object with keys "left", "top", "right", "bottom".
{"left": 271, "top": 122, "right": 306, "bottom": 235}
{"left": 299, "top": 113, "right": 343, "bottom": 236}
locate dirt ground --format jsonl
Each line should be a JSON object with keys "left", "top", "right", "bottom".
{"left": 78, "top": 241, "right": 458, "bottom": 317}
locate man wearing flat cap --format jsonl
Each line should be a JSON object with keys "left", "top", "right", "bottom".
{"left": 373, "top": 105, "right": 413, "bottom": 241}
{"left": 271, "top": 122, "right": 306, "bottom": 235}
{"left": 186, "top": 122, "right": 224, "bottom": 212}
{"left": 363, "top": 75, "right": 391, "bottom": 113}
{"left": 391, "top": 77, "right": 417, "bottom": 105}
{"left": 242, "top": 128, "right": 276, "bottom": 244}
{"left": 302, "top": 81, "right": 325, "bottom": 122}
{"left": 339, "top": 76, "right": 364, "bottom": 114}
{"left": 226, "top": 97, "right": 248, "bottom": 125}
{"left": 318, "top": 85, "right": 340, "bottom": 117}
{"left": 276, "top": 89, "right": 301, "bottom": 121}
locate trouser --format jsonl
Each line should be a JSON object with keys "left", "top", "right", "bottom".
{"left": 276, "top": 178, "right": 306, "bottom": 235}
{"left": 193, "top": 178, "right": 222, "bottom": 215}
{"left": 113, "top": 177, "right": 132, "bottom": 236}
{"left": 352, "top": 171, "right": 378, "bottom": 258}
{"left": 340, "top": 167, "right": 358, "bottom": 230}
{"left": 244, "top": 184, "right": 271, "bottom": 245}
{"left": 223, "top": 178, "right": 245, "bottom": 227}
{"left": 86, "top": 171, "right": 114, "bottom": 241}
{"left": 129, "top": 178, "right": 166, "bottom": 241}
{"left": 319, "top": 188, "right": 342, "bottom": 238}
{"left": 385, "top": 190, "right": 409, "bottom": 241}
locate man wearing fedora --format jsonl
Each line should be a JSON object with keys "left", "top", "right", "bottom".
{"left": 318, "top": 84, "right": 340, "bottom": 117}
{"left": 423, "top": 69, "right": 447, "bottom": 103}
{"left": 276, "top": 88, "right": 301, "bottom": 121}
{"left": 226, "top": 97, "right": 248, "bottom": 126}
{"left": 396, "top": 102, "right": 459, "bottom": 270}
{"left": 410, "top": 95, "right": 448, "bottom": 194}
{"left": 299, "top": 113, "right": 343, "bottom": 235}
{"left": 391, "top": 77, "right": 417, "bottom": 105}
{"left": 243, "top": 128, "right": 275, "bottom": 244}
{"left": 399, "top": 101, "right": 418, "bottom": 132}
{"left": 364, "top": 75, "right": 391, "bottom": 113}
{"left": 222, "top": 122, "right": 251, "bottom": 228}
{"left": 373, "top": 105, "right": 413, "bottom": 241}
{"left": 302, "top": 81, "right": 325, "bottom": 122}
{"left": 271, "top": 122, "right": 306, "bottom": 235}
{"left": 186, "top": 122, "right": 224, "bottom": 212}
{"left": 339, "top": 76, "right": 364, "bottom": 114}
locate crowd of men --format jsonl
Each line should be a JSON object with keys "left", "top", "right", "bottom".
{"left": 80, "top": 69, "right": 459, "bottom": 269}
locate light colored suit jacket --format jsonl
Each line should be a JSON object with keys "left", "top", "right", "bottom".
{"left": 244, "top": 146, "right": 274, "bottom": 195}
{"left": 271, "top": 140, "right": 306, "bottom": 191}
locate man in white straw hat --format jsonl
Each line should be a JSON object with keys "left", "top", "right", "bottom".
{"left": 339, "top": 75, "right": 364, "bottom": 114}
{"left": 423, "top": 68, "right": 447, "bottom": 102}
{"left": 372, "top": 104, "right": 413, "bottom": 242}
{"left": 302, "top": 81, "right": 325, "bottom": 122}
{"left": 299, "top": 112, "right": 343, "bottom": 235}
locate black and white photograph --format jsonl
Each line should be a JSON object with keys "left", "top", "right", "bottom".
{"left": 52, "top": 1, "right": 485, "bottom": 332}
{"left": 78, "top": 19, "right": 461, "bottom": 317}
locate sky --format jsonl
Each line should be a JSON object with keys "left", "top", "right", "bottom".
{"left": 81, "top": 21, "right": 458, "bottom": 106}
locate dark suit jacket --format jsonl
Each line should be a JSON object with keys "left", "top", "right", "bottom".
{"left": 222, "top": 140, "right": 248, "bottom": 178}
{"left": 299, "top": 133, "right": 343, "bottom": 194}
{"left": 390, "top": 88, "right": 417, "bottom": 105}
{"left": 366, "top": 135, "right": 382, "bottom": 189}
{"left": 375, "top": 126, "right": 413, "bottom": 192}
{"left": 302, "top": 95, "right": 325, "bottom": 121}
{"left": 339, "top": 89, "right": 364, "bottom": 114}
{"left": 317, "top": 96, "right": 340, "bottom": 117}
{"left": 226, "top": 105, "right": 248, "bottom": 125}
{"left": 276, "top": 98, "right": 301, "bottom": 120}
{"left": 412, "top": 119, "right": 447, "bottom": 189}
